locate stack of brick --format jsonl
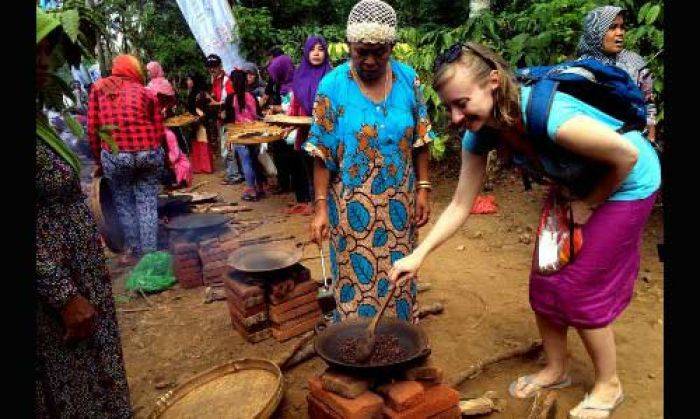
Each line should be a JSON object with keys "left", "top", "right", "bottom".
{"left": 268, "top": 264, "right": 321, "bottom": 342}
{"left": 171, "top": 241, "right": 203, "bottom": 289}
{"left": 307, "top": 367, "right": 460, "bottom": 419}
{"left": 224, "top": 271, "right": 270, "bottom": 343}
{"left": 198, "top": 237, "right": 239, "bottom": 286}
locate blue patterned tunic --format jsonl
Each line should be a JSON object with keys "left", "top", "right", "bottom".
{"left": 303, "top": 60, "right": 435, "bottom": 323}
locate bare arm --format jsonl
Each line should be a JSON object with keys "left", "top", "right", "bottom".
{"left": 554, "top": 115, "right": 638, "bottom": 207}
{"left": 390, "top": 150, "right": 487, "bottom": 284}
{"left": 413, "top": 146, "right": 431, "bottom": 227}
{"left": 310, "top": 158, "right": 332, "bottom": 245}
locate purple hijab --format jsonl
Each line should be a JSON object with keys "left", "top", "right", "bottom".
{"left": 267, "top": 54, "right": 295, "bottom": 96}
{"left": 292, "top": 36, "right": 333, "bottom": 116}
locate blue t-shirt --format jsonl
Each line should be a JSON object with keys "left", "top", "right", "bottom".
{"left": 462, "top": 85, "right": 660, "bottom": 201}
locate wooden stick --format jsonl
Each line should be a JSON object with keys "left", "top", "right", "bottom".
{"left": 187, "top": 180, "right": 212, "bottom": 192}
{"left": 448, "top": 340, "right": 544, "bottom": 388}
{"left": 417, "top": 302, "right": 444, "bottom": 319}
{"left": 281, "top": 341, "right": 317, "bottom": 371}
{"left": 276, "top": 330, "right": 316, "bottom": 370}
{"left": 118, "top": 308, "right": 152, "bottom": 313}
{"left": 527, "top": 390, "right": 558, "bottom": 419}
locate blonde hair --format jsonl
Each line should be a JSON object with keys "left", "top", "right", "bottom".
{"left": 433, "top": 42, "right": 520, "bottom": 128}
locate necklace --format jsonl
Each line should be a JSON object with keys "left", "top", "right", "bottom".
{"left": 351, "top": 63, "right": 391, "bottom": 116}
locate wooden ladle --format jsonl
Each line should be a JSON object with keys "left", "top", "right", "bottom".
{"left": 355, "top": 283, "right": 399, "bottom": 363}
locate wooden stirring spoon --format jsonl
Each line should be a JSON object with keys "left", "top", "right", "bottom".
{"left": 355, "top": 283, "right": 399, "bottom": 363}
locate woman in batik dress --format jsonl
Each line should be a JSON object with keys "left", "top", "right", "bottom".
{"left": 305, "top": 0, "right": 435, "bottom": 324}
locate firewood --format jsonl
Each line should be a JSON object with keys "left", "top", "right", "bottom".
{"left": 449, "top": 340, "right": 544, "bottom": 387}
{"left": 527, "top": 390, "right": 558, "bottom": 419}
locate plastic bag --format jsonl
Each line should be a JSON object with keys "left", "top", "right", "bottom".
{"left": 258, "top": 145, "right": 278, "bottom": 177}
{"left": 284, "top": 129, "right": 298, "bottom": 146}
{"left": 125, "top": 251, "right": 176, "bottom": 293}
{"left": 533, "top": 191, "right": 583, "bottom": 275}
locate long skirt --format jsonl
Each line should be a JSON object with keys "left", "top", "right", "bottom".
{"left": 529, "top": 192, "right": 658, "bottom": 329}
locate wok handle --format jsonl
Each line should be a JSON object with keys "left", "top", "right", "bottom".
{"left": 315, "top": 320, "right": 327, "bottom": 334}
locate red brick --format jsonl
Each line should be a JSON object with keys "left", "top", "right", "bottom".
{"left": 270, "top": 299, "right": 321, "bottom": 324}
{"left": 174, "top": 257, "right": 200, "bottom": 269}
{"left": 272, "top": 311, "right": 321, "bottom": 342}
{"left": 382, "top": 385, "right": 459, "bottom": 419}
{"left": 171, "top": 242, "right": 198, "bottom": 254}
{"left": 224, "top": 283, "right": 267, "bottom": 313}
{"left": 177, "top": 273, "right": 202, "bottom": 289}
{"left": 224, "top": 275, "right": 264, "bottom": 299}
{"left": 269, "top": 291, "right": 317, "bottom": 316}
{"left": 228, "top": 304, "right": 268, "bottom": 329}
{"left": 203, "top": 266, "right": 228, "bottom": 278}
{"left": 321, "top": 370, "right": 372, "bottom": 399}
{"left": 202, "top": 260, "right": 226, "bottom": 271}
{"left": 269, "top": 278, "right": 318, "bottom": 305}
{"left": 308, "top": 376, "right": 384, "bottom": 419}
{"left": 308, "top": 394, "right": 344, "bottom": 419}
{"left": 229, "top": 316, "right": 271, "bottom": 343}
{"left": 199, "top": 238, "right": 219, "bottom": 248}
{"left": 225, "top": 294, "right": 266, "bottom": 316}
{"left": 428, "top": 405, "right": 460, "bottom": 419}
{"left": 377, "top": 381, "right": 425, "bottom": 412}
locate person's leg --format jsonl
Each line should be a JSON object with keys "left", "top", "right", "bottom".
{"left": 235, "top": 145, "right": 258, "bottom": 192}
{"left": 270, "top": 140, "right": 291, "bottom": 192}
{"left": 511, "top": 313, "right": 570, "bottom": 398}
{"left": 132, "top": 149, "right": 163, "bottom": 254}
{"left": 290, "top": 151, "right": 312, "bottom": 204}
{"left": 101, "top": 150, "right": 140, "bottom": 256}
{"left": 571, "top": 326, "right": 622, "bottom": 413}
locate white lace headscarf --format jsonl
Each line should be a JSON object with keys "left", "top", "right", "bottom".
{"left": 346, "top": 0, "right": 397, "bottom": 44}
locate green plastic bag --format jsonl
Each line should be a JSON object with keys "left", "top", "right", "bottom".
{"left": 125, "top": 251, "right": 176, "bottom": 293}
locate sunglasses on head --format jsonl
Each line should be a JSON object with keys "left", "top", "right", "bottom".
{"left": 433, "top": 43, "right": 497, "bottom": 73}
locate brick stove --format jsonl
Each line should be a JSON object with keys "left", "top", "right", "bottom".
{"left": 224, "top": 263, "right": 322, "bottom": 343}
{"left": 307, "top": 366, "right": 461, "bottom": 419}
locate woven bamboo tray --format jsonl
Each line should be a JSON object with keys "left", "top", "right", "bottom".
{"left": 88, "top": 176, "right": 125, "bottom": 253}
{"left": 224, "top": 122, "right": 285, "bottom": 145}
{"left": 263, "top": 114, "right": 312, "bottom": 126}
{"left": 164, "top": 113, "right": 200, "bottom": 127}
{"left": 149, "top": 358, "right": 284, "bottom": 419}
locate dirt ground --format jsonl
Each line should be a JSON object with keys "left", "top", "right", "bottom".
{"left": 110, "top": 166, "right": 664, "bottom": 418}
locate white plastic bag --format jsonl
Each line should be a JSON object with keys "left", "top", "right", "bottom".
{"left": 258, "top": 144, "right": 277, "bottom": 177}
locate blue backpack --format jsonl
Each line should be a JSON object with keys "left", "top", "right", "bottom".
{"left": 515, "top": 58, "right": 647, "bottom": 142}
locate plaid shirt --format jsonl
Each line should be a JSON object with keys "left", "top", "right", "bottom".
{"left": 87, "top": 79, "right": 165, "bottom": 162}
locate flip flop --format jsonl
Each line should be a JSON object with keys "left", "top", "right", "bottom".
{"left": 569, "top": 391, "right": 624, "bottom": 418}
{"left": 508, "top": 374, "right": 572, "bottom": 399}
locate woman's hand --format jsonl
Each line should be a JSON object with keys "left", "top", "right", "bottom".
{"left": 389, "top": 252, "right": 425, "bottom": 287}
{"left": 570, "top": 200, "right": 595, "bottom": 225}
{"left": 310, "top": 201, "right": 330, "bottom": 245}
{"left": 413, "top": 188, "right": 431, "bottom": 228}
{"left": 61, "top": 295, "right": 97, "bottom": 343}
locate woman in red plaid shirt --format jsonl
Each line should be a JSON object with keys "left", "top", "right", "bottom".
{"left": 88, "top": 54, "right": 165, "bottom": 265}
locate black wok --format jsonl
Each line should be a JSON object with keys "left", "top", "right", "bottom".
{"left": 227, "top": 243, "right": 302, "bottom": 273}
{"left": 164, "top": 213, "right": 230, "bottom": 231}
{"left": 314, "top": 317, "right": 431, "bottom": 376}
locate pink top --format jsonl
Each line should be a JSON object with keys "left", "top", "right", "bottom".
{"left": 165, "top": 128, "right": 193, "bottom": 186}
{"left": 232, "top": 92, "right": 259, "bottom": 123}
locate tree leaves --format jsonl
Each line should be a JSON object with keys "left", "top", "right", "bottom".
{"left": 63, "top": 111, "right": 84, "bottom": 139}
{"left": 60, "top": 9, "right": 80, "bottom": 43}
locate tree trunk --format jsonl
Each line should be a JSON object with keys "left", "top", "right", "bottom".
{"left": 469, "top": 0, "right": 490, "bottom": 18}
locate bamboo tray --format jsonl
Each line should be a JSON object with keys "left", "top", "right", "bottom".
{"left": 149, "top": 358, "right": 284, "bottom": 419}
{"left": 263, "top": 114, "right": 313, "bottom": 126}
{"left": 164, "top": 113, "right": 200, "bottom": 127}
{"left": 225, "top": 122, "right": 285, "bottom": 145}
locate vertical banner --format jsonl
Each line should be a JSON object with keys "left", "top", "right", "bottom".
{"left": 175, "top": 0, "right": 244, "bottom": 73}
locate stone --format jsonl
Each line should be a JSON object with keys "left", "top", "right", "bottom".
{"left": 320, "top": 370, "right": 372, "bottom": 399}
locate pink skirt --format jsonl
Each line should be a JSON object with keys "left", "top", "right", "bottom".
{"left": 529, "top": 192, "right": 657, "bottom": 329}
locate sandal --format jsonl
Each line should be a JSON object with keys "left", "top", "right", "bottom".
{"left": 508, "top": 374, "right": 572, "bottom": 399}
{"left": 569, "top": 391, "right": 624, "bottom": 418}
{"left": 241, "top": 190, "right": 259, "bottom": 202}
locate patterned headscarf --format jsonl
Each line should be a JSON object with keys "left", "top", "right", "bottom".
{"left": 267, "top": 54, "right": 295, "bottom": 95}
{"left": 577, "top": 6, "right": 647, "bottom": 80}
{"left": 292, "top": 36, "right": 333, "bottom": 116}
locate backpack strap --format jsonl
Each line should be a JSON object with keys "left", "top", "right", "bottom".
{"left": 525, "top": 79, "right": 559, "bottom": 144}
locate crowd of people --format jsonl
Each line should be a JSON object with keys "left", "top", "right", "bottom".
{"left": 36, "top": 0, "right": 661, "bottom": 417}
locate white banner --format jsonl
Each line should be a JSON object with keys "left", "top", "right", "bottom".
{"left": 175, "top": 0, "right": 244, "bottom": 73}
